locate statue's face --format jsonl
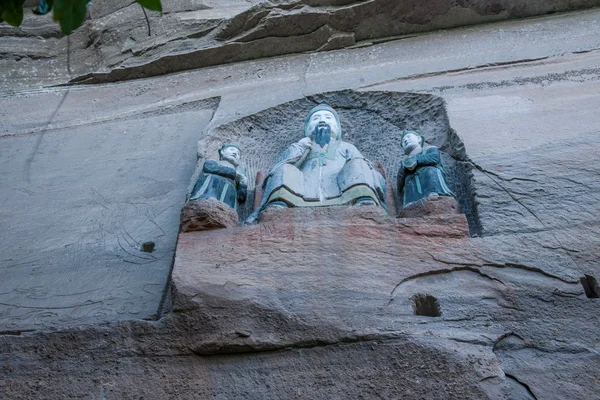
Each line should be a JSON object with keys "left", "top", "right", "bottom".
{"left": 401, "top": 133, "right": 422, "bottom": 154}
{"left": 306, "top": 110, "right": 340, "bottom": 140}
{"left": 220, "top": 146, "right": 241, "bottom": 167}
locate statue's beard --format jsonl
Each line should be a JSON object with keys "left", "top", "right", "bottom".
{"left": 313, "top": 122, "right": 332, "bottom": 148}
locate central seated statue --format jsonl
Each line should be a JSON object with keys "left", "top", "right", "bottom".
{"left": 248, "top": 104, "right": 386, "bottom": 221}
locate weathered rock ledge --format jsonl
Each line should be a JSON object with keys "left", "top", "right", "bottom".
{"left": 2, "top": 0, "right": 600, "bottom": 88}
{"left": 70, "top": 0, "right": 600, "bottom": 84}
{"left": 1, "top": 206, "right": 598, "bottom": 398}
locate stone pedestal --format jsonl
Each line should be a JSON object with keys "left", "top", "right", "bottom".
{"left": 172, "top": 205, "right": 473, "bottom": 352}
{"left": 180, "top": 198, "right": 239, "bottom": 232}
{"left": 168, "top": 205, "right": 587, "bottom": 398}
{"left": 397, "top": 195, "right": 462, "bottom": 218}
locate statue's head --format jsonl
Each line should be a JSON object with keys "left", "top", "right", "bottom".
{"left": 304, "top": 104, "right": 342, "bottom": 146}
{"left": 219, "top": 144, "right": 242, "bottom": 167}
{"left": 401, "top": 130, "right": 424, "bottom": 154}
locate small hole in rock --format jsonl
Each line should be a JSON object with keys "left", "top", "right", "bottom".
{"left": 141, "top": 241, "right": 155, "bottom": 253}
{"left": 413, "top": 294, "right": 441, "bottom": 317}
{"left": 581, "top": 275, "right": 600, "bottom": 298}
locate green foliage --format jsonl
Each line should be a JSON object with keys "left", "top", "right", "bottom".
{"left": 0, "top": 0, "right": 25, "bottom": 27}
{"left": 0, "top": 0, "right": 163, "bottom": 34}
{"left": 53, "top": 0, "right": 87, "bottom": 34}
{"left": 136, "top": 0, "right": 161, "bottom": 13}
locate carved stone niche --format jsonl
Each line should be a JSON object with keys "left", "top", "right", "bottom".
{"left": 191, "top": 90, "right": 480, "bottom": 235}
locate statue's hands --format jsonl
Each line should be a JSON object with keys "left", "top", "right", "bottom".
{"left": 236, "top": 172, "right": 248, "bottom": 203}
{"left": 298, "top": 137, "right": 313, "bottom": 150}
{"left": 404, "top": 157, "right": 417, "bottom": 171}
{"left": 237, "top": 172, "right": 248, "bottom": 186}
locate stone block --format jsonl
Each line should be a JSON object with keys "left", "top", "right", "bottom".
{"left": 397, "top": 194, "right": 462, "bottom": 218}
{"left": 180, "top": 198, "right": 239, "bottom": 232}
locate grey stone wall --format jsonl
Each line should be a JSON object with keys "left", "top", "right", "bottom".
{"left": 0, "top": 98, "right": 219, "bottom": 331}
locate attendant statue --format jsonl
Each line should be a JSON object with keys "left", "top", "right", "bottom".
{"left": 181, "top": 144, "right": 248, "bottom": 231}
{"left": 247, "top": 104, "right": 386, "bottom": 222}
{"left": 396, "top": 130, "right": 454, "bottom": 208}
{"left": 189, "top": 144, "right": 248, "bottom": 209}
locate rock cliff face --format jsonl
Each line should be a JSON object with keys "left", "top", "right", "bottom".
{"left": 1, "top": 4, "right": 600, "bottom": 400}
{"left": 2, "top": 0, "right": 600, "bottom": 88}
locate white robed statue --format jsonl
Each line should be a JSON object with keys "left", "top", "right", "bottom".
{"left": 247, "top": 104, "right": 386, "bottom": 222}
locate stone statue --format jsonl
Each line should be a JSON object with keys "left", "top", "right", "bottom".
{"left": 181, "top": 144, "right": 248, "bottom": 232}
{"left": 396, "top": 130, "right": 454, "bottom": 208}
{"left": 189, "top": 144, "right": 248, "bottom": 209}
{"left": 247, "top": 104, "right": 386, "bottom": 222}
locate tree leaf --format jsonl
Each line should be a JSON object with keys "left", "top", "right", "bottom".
{"left": 136, "top": 0, "right": 162, "bottom": 13}
{"left": 1, "top": 0, "right": 25, "bottom": 27}
{"left": 53, "top": 0, "right": 87, "bottom": 34}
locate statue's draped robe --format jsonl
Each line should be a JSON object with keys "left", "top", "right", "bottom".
{"left": 397, "top": 147, "right": 453, "bottom": 207}
{"left": 190, "top": 160, "right": 246, "bottom": 209}
{"left": 263, "top": 139, "right": 385, "bottom": 206}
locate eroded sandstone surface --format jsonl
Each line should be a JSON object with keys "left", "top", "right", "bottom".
{"left": 1, "top": 205, "right": 598, "bottom": 398}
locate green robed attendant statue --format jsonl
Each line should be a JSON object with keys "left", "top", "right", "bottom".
{"left": 189, "top": 144, "right": 248, "bottom": 210}
{"left": 396, "top": 130, "right": 454, "bottom": 208}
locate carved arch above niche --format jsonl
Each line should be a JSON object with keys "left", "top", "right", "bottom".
{"left": 191, "top": 90, "right": 481, "bottom": 236}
